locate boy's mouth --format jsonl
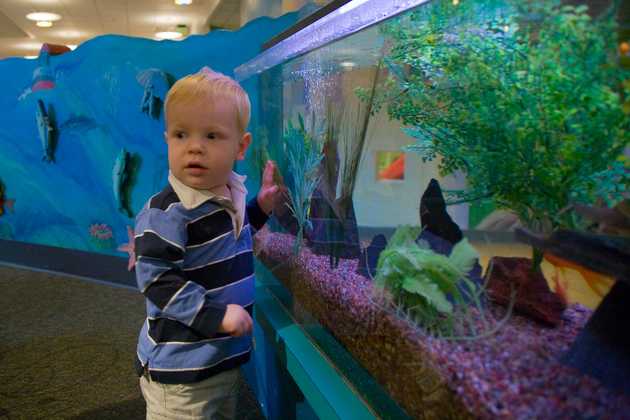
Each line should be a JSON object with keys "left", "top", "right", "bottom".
{"left": 186, "top": 163, "right": 207, "bottom": 169}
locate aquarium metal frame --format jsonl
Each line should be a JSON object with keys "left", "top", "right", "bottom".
{"left": 234, "top": 0, "right": 432, "bottom": 81}
{"left": 261, "top": 0, "right": 353, "bottom": 51}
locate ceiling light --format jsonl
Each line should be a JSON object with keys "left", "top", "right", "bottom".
{"left": 36, "top": 21, "right": 53, "bottom": 27}
{"left": 24, "top": 55, "right": 38, "bottom": 59}
{"left": 175, "top": 0, "right": 193, "bottom": 5}
{"left": 155, "top": 31, "right": 183, "bottom": 40}
{"left": 26, "top": 12, "right": 61, "bottom": 22}
{"left": 56, "top": 30, "right": 83, "bottom": 39}
{"left": 340, "top": 61, "right": 356, "bottom": 69}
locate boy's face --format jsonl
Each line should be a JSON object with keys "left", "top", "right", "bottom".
{"left": 165, "top": 95, "right": 250, "bottom": 191}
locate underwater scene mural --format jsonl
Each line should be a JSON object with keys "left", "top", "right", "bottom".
{"left": 243, "top": 0, "right": 630, "bottom": 418}
{"left": 0, "top": 12, "right": 298, "bottom": 255}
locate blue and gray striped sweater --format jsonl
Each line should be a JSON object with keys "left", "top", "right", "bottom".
{"left": 134, "top": 184, "right": 267, "bottom": 384}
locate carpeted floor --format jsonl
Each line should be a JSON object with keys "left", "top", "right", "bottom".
{"left": 0, "top": 264, "right": 264, "bottom": 420}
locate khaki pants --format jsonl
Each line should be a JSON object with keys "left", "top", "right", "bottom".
{"left": 139, "top": 368, "right": 240, "bottom": 420}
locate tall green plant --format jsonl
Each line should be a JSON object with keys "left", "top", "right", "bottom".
{"left": 375, "top": 0, "right": 630, "bottom": 266}
{"left": 246, "top": 126, "right": 271, "bottom": 187}
{"left": 284, "top": 114, "right": 323, "bottom": 255}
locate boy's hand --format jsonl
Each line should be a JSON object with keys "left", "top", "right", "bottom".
{"left": 257, "top": 160, "right": 285, "bottom": 215}
{"left": 218, "top": 304, "right": 253, "bottom": 337}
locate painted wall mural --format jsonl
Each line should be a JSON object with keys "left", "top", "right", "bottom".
{"left": 0, "top": 12, "right": 297, "bottom": 256}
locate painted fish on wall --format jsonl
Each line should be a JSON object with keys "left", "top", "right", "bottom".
{"left": 19, "top": 43, "right": 70, "bottom": 100}
{"left": 36, "top": 99, "right": 56, "bottom": 163}
{"left": 137, "top": 68, "right": 171, "bottom": 119}
{"left": 113, "top": 148, "right": 136, "bottom": 217}
{"left": 0, "top": 180, "right": 15, "bottom": 217}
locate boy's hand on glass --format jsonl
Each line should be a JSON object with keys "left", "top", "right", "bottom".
{"left": 219, "top": 304, "right": 253, "bottom": 337}
{"left": 257, "top": 160, "right": 286, "bottom": 214}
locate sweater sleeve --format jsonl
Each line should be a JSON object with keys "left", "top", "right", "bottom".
{"left": 134, "top": 207, "right": 226, "bottom": 338}
{"left": 246, "top": 197, "right": 269, "bottom": 231}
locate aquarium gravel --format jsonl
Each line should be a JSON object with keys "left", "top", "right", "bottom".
{"left": 255, "top": 228, "right": 630, "bottom": 419}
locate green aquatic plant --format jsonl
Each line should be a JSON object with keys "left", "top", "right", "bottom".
{"left": 373, "top": 225, "right": 506, "bottom": 338}
{"left": 284, "top": 114, "right": 323, "bottom": 255}
{"left": 374, "top": 0, "right": 630, "bottom": 267}
{"left": 246, "top": 126, "right": 271, "bottom": 187}
{"left": 311, "top": 61, "right": 382, "bottom": 268}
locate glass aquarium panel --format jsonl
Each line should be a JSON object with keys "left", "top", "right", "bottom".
{"left": 246, "top": 0, "right": 630, "bottom": 418}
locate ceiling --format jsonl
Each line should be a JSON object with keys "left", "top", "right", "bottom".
{"left": 0, "top": 0, "right": 245, "bottom": 59}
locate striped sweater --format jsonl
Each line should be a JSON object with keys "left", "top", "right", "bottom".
{"left": 133, "top": 183, "right": 267, "bottom": 384}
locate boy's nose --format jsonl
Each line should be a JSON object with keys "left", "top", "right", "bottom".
{"left": 187, "top": 137, "right": 205, "bottom": 154}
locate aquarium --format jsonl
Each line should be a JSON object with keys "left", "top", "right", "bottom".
{"left": 238, "top": 0, "right": 630, "bottom": 418}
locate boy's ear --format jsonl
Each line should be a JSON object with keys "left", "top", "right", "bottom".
{"left": 237, "top": 132, "right": 252, "bottom": 160}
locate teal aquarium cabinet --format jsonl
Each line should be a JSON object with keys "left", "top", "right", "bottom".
{"left": 239, "top": 0, "right": 630, "bottom": 418}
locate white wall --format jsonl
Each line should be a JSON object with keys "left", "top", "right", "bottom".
{"left": 353, "top": 107, "right": 469, "bottom": 229}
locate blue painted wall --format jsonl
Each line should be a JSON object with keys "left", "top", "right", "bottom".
{"left": 0, "top": 12, "right": 297, "bottom": 256}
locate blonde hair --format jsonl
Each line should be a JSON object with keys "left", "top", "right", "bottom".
{"left": 164, "top": 67, "right": 251, "bottom": 133}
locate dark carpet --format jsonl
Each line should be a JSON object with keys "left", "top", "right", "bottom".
{"left": 0, "top": 265, "right": 264, "bottom": 420}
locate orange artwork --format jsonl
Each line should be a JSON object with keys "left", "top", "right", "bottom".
{"left": 376, "top": 151, "right": 405, "bottom": 181}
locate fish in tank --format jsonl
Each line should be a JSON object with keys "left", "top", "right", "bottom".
{"left": 238, "top": 0, "right": 630, "bottom": 418}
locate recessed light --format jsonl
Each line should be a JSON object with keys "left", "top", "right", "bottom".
{"left": 26, "top": 12, "right": 61, "bottom": 22}
{"left": 155, "top": 31, "right": 183, "bottom": 40}
{"left": 24, "top": 55, "right": 38, "bottom": 59}
{"left": 36, "top": 21, "right": 53, "bottom": 28}
{"left": 175, "top": 0, "right": 193, "bottom": 5}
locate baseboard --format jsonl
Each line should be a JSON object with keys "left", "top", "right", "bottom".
{"left": 0, "top": 239, "right": 136, "bottom": 288}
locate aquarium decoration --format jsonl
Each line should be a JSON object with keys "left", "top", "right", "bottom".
{"left": 305, "top": 103, "right": 362, "bottom": 268}
{"left": 357, "top": 233, "right": 388, "bottom": 278}
{"left": 485, "top": 256, "right": 567, "bottom": 326}
{"left": 373, "top": 225, "right": 505, "bottom": 338}
{"left": 136, "top": 68, "right": 171, "bottom": 119}
{"left": 306, "top": 61, "right": 381, "bottom": 268}
{"left": 35, "top": 99, "right": 56, "bottom": 163}
{"left": 516, "top": 224, "right": 630, "bottom": 395}
{"left": 420, "top": 178, "right": 463, "bottom": 245}
{"left": 247, "top": 126, "right": 272, "bottom": 189}
{"left": 375, "top": 0, "right": 629, "bottom": 269}
{"left": 282, "top": 114, "right": 323, "bottom": 255}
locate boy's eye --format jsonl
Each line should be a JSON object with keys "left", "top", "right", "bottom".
{"left": 175, "top": 131, "right": 186, "bottom": 139}
{"left": 206, "top": 133, "right": 216, "bottom": 140}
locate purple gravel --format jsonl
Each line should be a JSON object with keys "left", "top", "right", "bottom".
{"left": 255, "top": 229, "right": 630, "bottom": 419}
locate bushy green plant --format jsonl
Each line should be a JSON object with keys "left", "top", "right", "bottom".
{"left": 373, "top": 0, "right": 629, "bottom": 266}
{"left": 284, "top": 114, "right": 323, "bottom": 255}
{"left": 374, "top": 225, "right": 503, "bottom": 338}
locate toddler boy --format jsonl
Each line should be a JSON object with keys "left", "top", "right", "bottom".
{"left": 134, "top": 66, "right": 279, "bottom": 419}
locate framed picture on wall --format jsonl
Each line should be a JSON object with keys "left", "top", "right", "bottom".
{"left": 375, "top": 151, "right": 405, "bottom": 181}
